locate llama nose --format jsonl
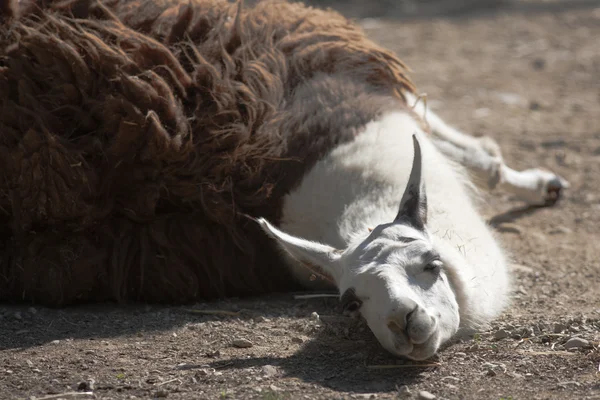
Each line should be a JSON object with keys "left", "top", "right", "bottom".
{"left": 387, "top": 304, "right": 436, "bottom": 345}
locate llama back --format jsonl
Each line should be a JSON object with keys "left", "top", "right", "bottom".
{"left": 0, "top": 0, "right": 417, "bottom": 305}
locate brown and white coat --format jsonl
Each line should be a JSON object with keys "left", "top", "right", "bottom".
{"left": 0, "top": 0, "right": 567, "bottom": 359}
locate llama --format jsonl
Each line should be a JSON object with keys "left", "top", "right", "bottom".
{"left": 0, "top": 0, "right": 568, "bottom": 360}
{"left": 256, "top": 97, "right": 568, "bottom": 360}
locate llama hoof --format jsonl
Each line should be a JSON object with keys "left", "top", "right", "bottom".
{"left": 526, "top": 169, "right": 570, "bottom": 207}
{"left": 544, "top": 180, "right": 563, "bottom": 206}
{"left": 543, "top": 176, "right": 568, "bottom": 206}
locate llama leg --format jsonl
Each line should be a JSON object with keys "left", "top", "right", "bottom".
{"left": 405, "top": 92, "right": 569, "bottom": 206}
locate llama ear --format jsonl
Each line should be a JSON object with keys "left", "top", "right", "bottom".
{"left": 395, "top": 134, "right": 427, "bottom": 230}
{"left": 256, "top": 218, "right": 343, "bottom": 283}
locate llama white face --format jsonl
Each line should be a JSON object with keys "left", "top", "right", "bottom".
{"left": 257, "top": 136, "right": 461, "bottom": 360}
{"left": 335, "top": 223, "right": 460, "bottom": 360}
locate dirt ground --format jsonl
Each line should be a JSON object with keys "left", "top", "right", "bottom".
{"left": 1, "top": 0, "right": 599, "bottom": 399}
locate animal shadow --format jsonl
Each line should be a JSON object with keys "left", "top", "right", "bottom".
{"left": 487, "top": 204, "right": 548, "bottom": 228}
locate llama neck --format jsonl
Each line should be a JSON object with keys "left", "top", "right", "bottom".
{"left": 281, "top": 110, "right": 434, "bottom": 247}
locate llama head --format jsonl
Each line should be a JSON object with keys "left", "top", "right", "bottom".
{"left": 257, "top": 135, "right": 460, "bottom": 360}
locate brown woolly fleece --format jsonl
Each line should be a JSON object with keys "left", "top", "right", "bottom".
{"left": 0, "top": 0, "right": 416, "bottom": 306}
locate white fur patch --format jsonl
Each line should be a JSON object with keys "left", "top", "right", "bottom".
{"left": 280, "top": 109, "right": 510, "bottom": 330}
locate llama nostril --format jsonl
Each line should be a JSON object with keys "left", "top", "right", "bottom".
{"left": 406, "top": 306, "right": 436, "bottom": 344}
{"left": 387, "top": 304, "right": 420, "bottom": 338}
{"left": 404, "top": 304, "right": 419, "bottom": 327}
{"left": 387, "top": 319, "right": 405, "bottom": 336}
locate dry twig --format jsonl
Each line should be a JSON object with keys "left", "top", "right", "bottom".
{"left": 293, "top": 294, "right": 339, "bottom": 300}
{"left": 157, "top": 378, "right": 182, "bottom": 386}
{"left": 517, "top": 350, "right": 576, "bottom": 356}
{"left": 34, "top": 392, "right": 94, "bottom": 400}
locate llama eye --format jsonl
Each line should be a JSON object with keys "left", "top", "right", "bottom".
{"left": 424, "top": 259, "right": 443, "bottom": 273}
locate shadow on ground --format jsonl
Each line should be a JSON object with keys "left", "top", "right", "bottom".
{"left": 0, "top": 294, "right": 438, "bottom": 394}
{"left": 488, "top": 204, "right": 548, "bottom": 227}
{"left": 0, "top": 295, "right": 322, "bottom": 349}
{"left": 207, "top": 341, "right": 430, "bottom": 393}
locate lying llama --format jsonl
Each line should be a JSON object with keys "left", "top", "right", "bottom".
{"left": 0, "top": 0, "right": 568, "bottom": 359}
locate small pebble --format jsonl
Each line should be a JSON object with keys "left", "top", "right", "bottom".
{"left": 529, "top": 101, "right": 541, "bottom": 111}
{"left": 310, "top": 312, "right": 320, "bottom": 322}
{"left": 232, "top": 338, "right": 253, "bottom": 348}
{"left": 186, "top": 323, "right": 202, "bottom": 331}
{"left": 206, "top": 350, "right": 220, "bottom": 358}
{"left": 262, "top": 365, "right": 278, "bottom": 377}
{"left": 28, "top": 307, "right": 37, "bottom": 315}
{"left": 564, "top": 337, "right": 589, "bottom": 349}
{"left": 494, "top": 329, "right": 510, "bottom": 340}
{"left": 397, "top": 386, "right": 411, "bottom": 397}
{"left": 14, "top": 312, "right": 22, "bottom": 320}
{"left": 77, "top": 380, "right": 95, "bottom": 391}
{"left": 195, "top": 368, "right": 214, "bottom": 377}
{"left": 532, "top": 58, "right": 546, "bottom": 70}
{"left": 495, "top": 91, "right": 524, "bottom": 106}
{"left": 291, "top": 336, "right": 307, "bottom": 344}
{"left": 510, "top": 372, "right": 524, "bottom": 379}
{"left": 51, "top": 340, "right": 60, "bottom": 345}
{"left": 441, "top": 376, "right": 461, "bottom": 382}
{"left": 418, "top": 390, "right": 436, "bottom": 400}
{"left": 483, "top": 362, "right": 498, "bottom": 369}
{"left": 520, "top": 327, "right": 535, "bottom": 338}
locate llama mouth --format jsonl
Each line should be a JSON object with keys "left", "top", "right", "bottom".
{"left": 400, "top": 341, "right": 439, "bottom": 361}
{"left": 385, "top": 317, "right": 439, "bottom": 359}
{"left": 391, "top": 339, "right": 414, "bottom": 357}
{"left": 388, "top": 340, "right": 438, "bottom": 361}
{"left": 389, "top": 330, "right": 440, "bottom": 361}
{"left": 409, "top": 331, "right": 442, "bottom": 361}
{"left": 408, "top": 344, "right": 439, "bottom": 361}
